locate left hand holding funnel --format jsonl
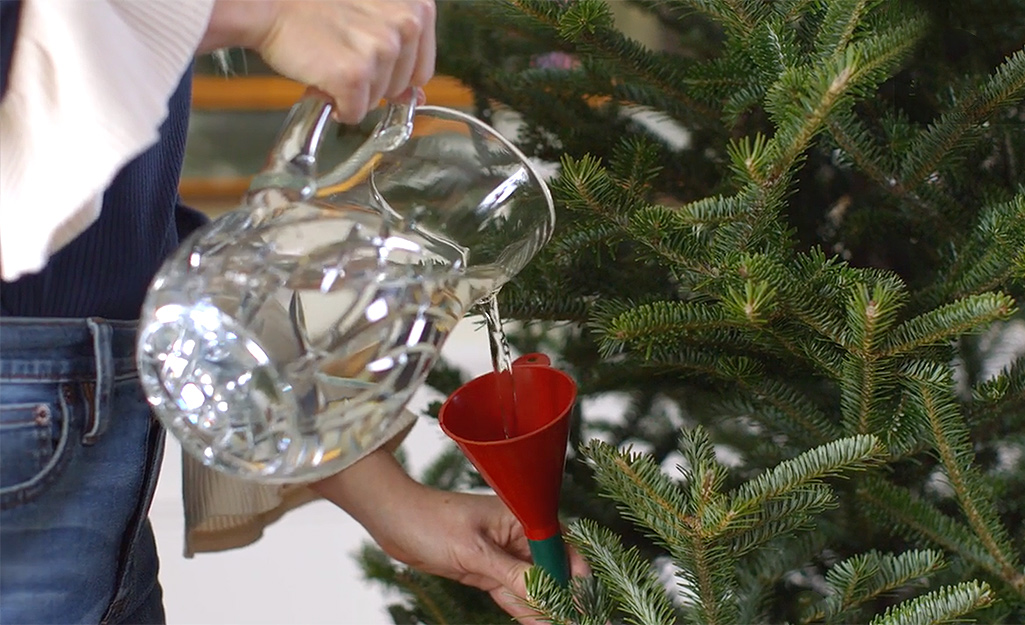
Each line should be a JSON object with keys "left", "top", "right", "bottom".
{"left": 439, "top": 353, "right": 580, "bottom": 587}
{"left": 311, "top": 449, "right": 588, "bottom": 623}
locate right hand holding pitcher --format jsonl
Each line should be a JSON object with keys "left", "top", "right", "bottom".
{"left": 199, "top": 0, "right": 436, "bottom": 123}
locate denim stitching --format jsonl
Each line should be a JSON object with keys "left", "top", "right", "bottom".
{"left": 0, "top": 382, "right": 76, "bottom": 511}
{"left": 99, "top": 418, "right": 165, "bottom": 624}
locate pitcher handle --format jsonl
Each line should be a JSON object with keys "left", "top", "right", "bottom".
{"left": 248, "top": 89, "right": 419, "bottom": 199}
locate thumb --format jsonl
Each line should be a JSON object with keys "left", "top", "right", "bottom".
{"left": 479, "top": 545, "right": 545, "bottom": 624}
{"left": 486, "top": 547, "right": 532, "bottom": 597}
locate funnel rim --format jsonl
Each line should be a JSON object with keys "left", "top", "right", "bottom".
{"left": 437, "top": 367, "right": 576, "bottom": 447}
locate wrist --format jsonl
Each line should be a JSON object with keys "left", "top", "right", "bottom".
{"left": 198, "top": 0, "right": 278, "bottom": 54}
{"left": 310, "top": 448, "right": 426, "bottom": 526}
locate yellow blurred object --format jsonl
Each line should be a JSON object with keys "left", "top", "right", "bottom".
{"left": 182, "top": 75, "right": 475, "bottom": 210}
{"left": 190, "top": 74, "right": 474, "bottom": 111}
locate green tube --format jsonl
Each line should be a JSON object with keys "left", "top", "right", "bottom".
{"left": 528, "top": 533, "right": 571, "bottom": 587}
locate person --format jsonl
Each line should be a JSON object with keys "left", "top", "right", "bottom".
{"left": 0, "top": 1, "right": 585, "bottom": 623}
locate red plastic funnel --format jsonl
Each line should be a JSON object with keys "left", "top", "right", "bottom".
{"left": 439, "top": 353, "right": 577, "bottom": 583}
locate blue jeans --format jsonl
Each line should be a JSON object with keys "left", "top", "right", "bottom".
{"left": 0, "top": 318, "right": 166, "bottom": 624}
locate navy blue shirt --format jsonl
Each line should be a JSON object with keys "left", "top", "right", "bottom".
{"left": 0, "top": 0, "right": 198, "bottom": 320}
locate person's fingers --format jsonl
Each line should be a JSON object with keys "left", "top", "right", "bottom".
{"left": 385, "top": 47, "right": 417, "bottom": 101}
{"left": 489, "top": 587, "right": 546, "bottom": 625}
{"left": 497, "top": 554, "right": 532, "bottom": 598}
{"left": 382, "top": 1, "right": 428, "bottom": 97}
{"left": 315, "top": 9, "right": 393, "bottom": 120}
{"left": 568, "top": 546, "right": 591, "bottom": 578}
{"left": 324, "top": 57, "right": 373, "bottom": 124}
{"left": 411, "top": 0, "right": 437, "bottom": 87}
{"left": 253, "top": 0, "right": 436, "bottom": 124}
{"left": 366, "top": 25, "right": 402, "bottom": 107}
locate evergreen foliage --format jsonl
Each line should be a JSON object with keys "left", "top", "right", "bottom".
{"left": 359, "top": 0, "right": 1025, "bottom": 622}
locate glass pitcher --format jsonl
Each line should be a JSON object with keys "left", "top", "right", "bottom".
{"left": 136, "top": 92, "right": 555, "bottom": 483}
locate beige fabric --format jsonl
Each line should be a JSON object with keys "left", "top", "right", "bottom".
{"left": 182, "top": 409, "right": 419, "bottom": 556}
{"left": 0, "top": 0, "right": 214, "bottom": 281}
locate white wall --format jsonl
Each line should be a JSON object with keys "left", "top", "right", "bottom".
{"left": 150, "top": 319, "right": 496, "bottom": 624}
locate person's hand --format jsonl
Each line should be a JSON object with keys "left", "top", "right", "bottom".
{"left": 311, "top": 449, "right": 590, "bottom": 623}
{"left": 200, "top": 0, "right": 436, "bottom": 123}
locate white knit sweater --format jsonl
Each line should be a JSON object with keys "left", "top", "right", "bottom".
{"left": 0, "top": 0, "right": 213, "bottom": 281}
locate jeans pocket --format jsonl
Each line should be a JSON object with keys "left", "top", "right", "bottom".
{"left": 0, "top": 385, "right": 73, "bottom": 510}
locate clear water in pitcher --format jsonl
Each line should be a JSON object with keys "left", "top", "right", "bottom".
{"left": 137, "top": 200, "right": 505, "bottom": 482}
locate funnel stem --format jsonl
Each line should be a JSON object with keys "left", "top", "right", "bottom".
{"left": 527, "top": 533, "right": 571, "bottom": 587}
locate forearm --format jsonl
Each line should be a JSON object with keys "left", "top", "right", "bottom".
{"left": 197, "top": 0, "right": 275, "bottom": 54}
{"left": 310, "top": 447, "right": 427, "bottom": 528}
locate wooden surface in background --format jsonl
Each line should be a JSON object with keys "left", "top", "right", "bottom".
{"left": 191, "top": 74, "right": 474, "bottom": 110}
{"left": 181, "top": 75, "right": 475, "bottom": 210}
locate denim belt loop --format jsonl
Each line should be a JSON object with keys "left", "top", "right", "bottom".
{"left": 83, "top": 317, "right": 114, "bottom": 445}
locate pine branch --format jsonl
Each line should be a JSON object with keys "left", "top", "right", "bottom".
{"left": 825, "top": 56, "right": 1025, "bottom": 230}
{"left": 482, "top": 0, "right": 566, "bottom": 36}
{"left": 499, "top": 283, "right": 593, "bottom": 322}
{"left": 729, "top": 434, "right": 883, "bottom": 512}
{"left": 969, "top": 354, "right": 1025, "bottom": 427}
{"left": 682, "top": 538, "right": 739, "bottom": 625}
{"left": 736, "top": 532, "right": 830, "bottom": 623}
{"left": 667, "top": 194, "right": 755, "bottom": 228}
{"left": 524, "top": 568, "right": 578, "bottom": 625}
{"left": 584, "top": 429, "right": 741, "bottom": 625}
{"left": 899, "top": 362, "right": 1025, "bottom": 594}
{"left": 624, "top": 192, "right": 791, "bottom": 285}
{"left": 882, "top": 292, "right": 1017, "bottom": 357}
{"left": 568, "top": 519, "right": 678, "bottom": 625}
{"left": 867, "top": 580, "right": 995, "bottom": 625}
{"left": 582, "top": 438, "right": 694, "bottom": 547}
{"left": 857, "top": 475, "right": 1004, "bottom": 583}
{"left": 593, "top": 300, "right": 747, "bottom": 357}
{"left": 845, "top": 279, "right": 909, "bottom": 356}
{"left": 826, "top": 107, "right": 900, "bottom": 190}
{"left": 573, "top": 574, "right": 617, "bottom": 625}
{"left": 835, "top": 278, "right": 908, "bottom": 434}
{"left": 913, "top": 194, "right": 1025, "bottom": 311}
{"left": 677, "top": 425, "right": 730, "bottom": 507}
{"left": 632, "top": 340, "right": 840, "bottom": 443}
{"left": 813, "top": 0, "right": 877, "bottom": 60}
{"left": 359, "top": 544, "right": 479, "bottom": 625}
{"left": 778, "top": 0, "right": 820, "bottom": 23}
{"left": 839, "top": 353, "right": 897, "bottom": 436}
{"left": 781, "top": 249, "right": 866, "bottom": 349}
{"left": 423, "top": 3, "right": 1025, "bottom": 623}
{"left": 556, "top": 0, "right": 719, "bottom": 121}
{"left": 725, "top": 483, "right": 837, "bottom": 556}
{"left": 764, "top": 14, "right": 926, "bottom": 189}
{"left": 626, "top": 198, "right": 752, "bottom": 278}
{"left": 660, "top": 0, "right": 758, "bottom": 40}
{"left": 551, "top": 220, "right": 622, "bottom": 262}
{"left": 802, "top": 549, "right": 947, "bottom": 624}
{"left": 721, "top": 279, "right": 778, "bottom": 326}
{"left": 610, "top": 136, "right": 666, "bottom": 197}
{"left": 738, "top": 377, "right": 842, "bottom": 443}
{"left": 553, "top": 153, "right": 635, "bottom": 226}
{"left": 762, "top": 321, "right": 846, "bottom": 379}
{"left": 526, "top": 572, "right": 617, "bottom": 625}
{"left": 898, "top": 47, "right": 1025, "bottom": 191}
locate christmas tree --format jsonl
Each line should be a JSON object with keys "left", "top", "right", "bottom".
{"left": 359, "top": 1, "right": 1025, "bottom": 623}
